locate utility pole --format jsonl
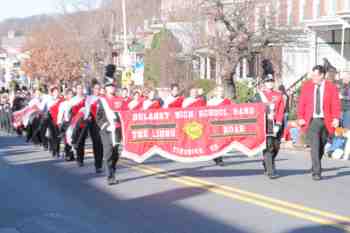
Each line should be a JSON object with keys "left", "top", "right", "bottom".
{"left": 122, "top": 0, "right": 129, "bottom": 67}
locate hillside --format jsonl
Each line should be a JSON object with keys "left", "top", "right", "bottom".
{"left": 0, "top": 15, "right": 52, "bottom": 37}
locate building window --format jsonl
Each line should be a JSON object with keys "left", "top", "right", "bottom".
{"left": 327, "top": 0, "right": 337, "bottom": 16}
{"left": 299, "top": 0, "right": 305, "bottom": 22}
{"left": 287, "top": 0, "right": 292, "bottom": 25}
{"left": 345, "top": 0, "right": 350, "bottom": 11}
{"left": 313, "top": 0, "right": 320, "bottom": 19}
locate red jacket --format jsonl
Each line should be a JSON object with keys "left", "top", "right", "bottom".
{"left": 298, "top": 80, "right": 341, "bottom": 134}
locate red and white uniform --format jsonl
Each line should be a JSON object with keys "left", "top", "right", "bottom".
{"left": 182, "top": 97, "right": 206, "bottom": 108}
{"left": 84, "top": 95, "right": 100, "bottom": 120}
{"left": 258, "top": 90, "right": 285, "bottom": 125}
{"left": 142, "top": 98, "right": 161, "bottom": 110}
{"left": 69, "top": 96, "right": 86, "bottom": 118}
{"left": 163, "top": 95, "right": 185, "bottom": 108}
{"left": 127, "top": 97, "right": 144, "bottom": 111}
{"left": 99, "top": 95, "right": 124, "bottom": 130}
{"left": 48, "top": 97, "right": 65, "bottom": 126}
{"left": 57, "top": 98, "right": 71, "bottom": 125}
{"left": 207, "top": 97, "right": 232, "bottom": 107}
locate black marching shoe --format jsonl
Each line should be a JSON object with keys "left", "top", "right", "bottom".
{"left": 96, "top": 168, "right": 103, "bottom": 174}
{"left": 312, "top": 174, "right": 322, "bottom": 181}
{"left": 214, "top": 157, "right": 225, "bottom": 167}
{"left": 262, "top": 162, "right": 267, "bottom": 175}
{"left": 65, "top": 156, "right": 75, "bottom": 162}
{"left": 107, "top": 176, "right": 119, "bottom": 186}
{"left": 76, "top": 161, "right": 84, "bottom": 167}
{"left": 65, "top": 151, "right": 75, "bottom": 162}
{"left": 267, "top": 170, "right": 278, "bottom": 179}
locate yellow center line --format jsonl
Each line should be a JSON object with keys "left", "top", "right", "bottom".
{"left": 119, "top": 160, "right": 350, "bottom": 232}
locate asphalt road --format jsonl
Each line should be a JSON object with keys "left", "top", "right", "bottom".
{"left": 1, "top": 133, "right": 350, "bottom": 233}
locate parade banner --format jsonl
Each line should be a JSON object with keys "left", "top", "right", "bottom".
{"left": 119, "top": 103, "right": 266, "bottom": 163}
{"left": 12, "top": 104, "right": 40, "bottom": 129}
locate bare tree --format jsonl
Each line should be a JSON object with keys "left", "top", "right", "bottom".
{"left": 200, "top": 0, "right": 300, "bottom": 98}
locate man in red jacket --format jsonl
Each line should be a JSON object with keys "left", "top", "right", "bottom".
{"left": 298, "top": 65, "right": 341, "bottom": 180}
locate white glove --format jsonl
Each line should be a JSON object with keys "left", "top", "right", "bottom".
{"left": 273, "top": 125, "right": 281, "bottom": 135}
{"left": 332, "top": 119, "right": 339, "bottom": 128}
{"left": 107, "top": 124, "right": 115, "bottom": 132}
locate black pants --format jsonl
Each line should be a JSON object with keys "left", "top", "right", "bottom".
{"left": 263, "top": 136, "right": 281, "bottom": 174}
{"left": 4, "top": 111, "right": 12, "bottom": 133}
{"left": 88, "top": 119, "right": 103, "bottom": 169}
{"left": 47, "top": 118, "right": 60, "bottom": 157}
{"left": 100, "top": 129, "right": 121, "bottom": 178}
{"left": 73, "top": 120, "right": 88, "bottom": 164}
{"left": 39, "top": 117, "right": 49, "bottom": 149}
{"left": 26, "top": 114, "right": 41, "bottom": 144}
{"left": 59, "top": 122, "right": 74, "bottom": 160}
{"left": 307, "top": 118, "right": 328, "bottom": 176}
{"left": 74, "top": 118, "right": 103, "bottom": 169}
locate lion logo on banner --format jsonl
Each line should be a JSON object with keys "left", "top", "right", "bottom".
{"left": 183, "top": 121, "right": 203, "bottom": 140}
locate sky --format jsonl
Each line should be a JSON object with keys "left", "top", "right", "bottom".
{"left": 0, "top": 0, "right": 57, "bottom": 22}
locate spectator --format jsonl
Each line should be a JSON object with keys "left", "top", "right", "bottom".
{"left": 278, "top": 84, "right": 289, "bottom": 131}
{"left": 288, "top": 121, "right": 300, "bottom": 145}
{"left": 339, "top": 72, "right": 350, "bottom": 128}
{"left": 325, "top": 127, "right": 347, "bottom": 159}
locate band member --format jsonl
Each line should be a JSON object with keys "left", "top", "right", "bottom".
{"left": 298, "top": 65, "right": 341, "bottom": 180}
{"left": 57, "top": 88, "right": 75, "bottom": 161}
{"left": 69, "top": 83, "right": 87, "bottom": 167}
{"left": 96, "top": 82, "right": 124, "bottom": 185}
{"left": 252, "top": 74, "right": 285, "bottom": 179}
{"left": 198, "top": 88, "right": 207, "bottom": 102}
{"left": 182, "top": 88, "right": 206, "bottom": 108}
{"left": 120, "top": 87, "right": 131, "bottom": 110}
{"left": 163, "top": 84, "right": 184, "bottom": 108}
{"left": 24, "top": 89, "right": 42, "bottom": 144}
{"left": 207, "top": 86, "right": 233, "bottom": 166}
{"left": 142, "top": 89, "right": 163, "bottom": 110}
{"left": 38, "top": 87, "right": 52, "bottom": 151}
{"left": 127, "top": 90, "right": 143, "bottom": 110}
{"left": 83, "top": 82, "right": 104, "bottom": 173}
{"left": 47, "top": 86, "right": 64, "bottom": 158}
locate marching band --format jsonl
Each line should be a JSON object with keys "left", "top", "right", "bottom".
{"left": 14, "top": 61, "right": 346, "bottom": 184}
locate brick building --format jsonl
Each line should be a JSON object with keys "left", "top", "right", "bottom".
{"left": 159, "top": 0, "right": 350, "bottom": 87}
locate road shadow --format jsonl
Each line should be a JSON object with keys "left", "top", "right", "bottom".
{"left": 277, "top": 166, "right": 348, "bottom": 179}
{"left": 283, "top": 224, "right": 347, "bottom": 233}
{"left": 0, "top": 136, "right": 252, "bottom": 233}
